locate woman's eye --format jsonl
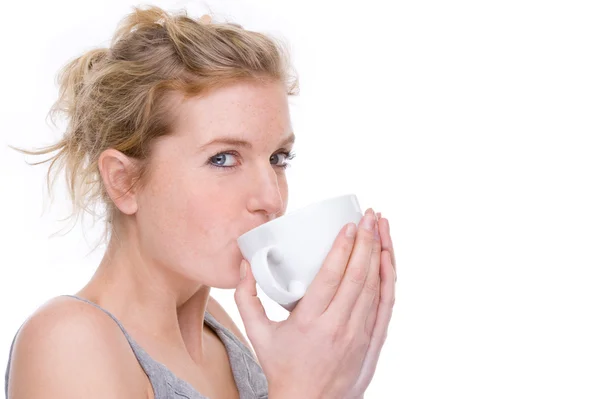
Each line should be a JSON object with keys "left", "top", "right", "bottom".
{"left": 270, "top": 153, "right": 286, "bottom": 165}
{"left": 209, "top": 150, "right": 295, "bottom": 170}
{"left": 270, "top": 151, "right": 295, "bottom": 168}
{"left": 210, "top": 153, "right": 237, "bottom": 167}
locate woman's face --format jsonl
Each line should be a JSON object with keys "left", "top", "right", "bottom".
{"left": 135, "top": 79, "right": 294, "bottom": 289}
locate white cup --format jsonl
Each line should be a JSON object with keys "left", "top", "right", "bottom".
{"left": 237, "top": 194, "right": 363, "bottom": 311}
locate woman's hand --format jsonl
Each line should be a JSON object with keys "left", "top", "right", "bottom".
{"left": 235, "top": 209, "right": 386, "bottom": 399}
{"left": 345, "top": 213, "right": 397, "bottom": 399}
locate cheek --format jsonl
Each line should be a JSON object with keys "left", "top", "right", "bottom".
{"left": 147, "top": 176, "right": 215, "bottom": 241}
{"left": 279, "top": 173, "right": 289, "bottom": 212}
{"left": 134, "top": 172, "right": 222, "bottom": 277}
{"left": 135, "top": 182, "right": 187, "bottom": 259}
{"left": 140, "top": 164, "right": 240, "bottom": 250}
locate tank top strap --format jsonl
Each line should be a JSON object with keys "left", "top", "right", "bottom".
{"left": 63, "top": 295, "right": 178, "bottom": 397}
{"left": 203, "top": 311, "right": 268, "bottom": 397}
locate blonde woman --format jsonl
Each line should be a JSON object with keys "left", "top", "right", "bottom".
{"left": 5, "top": 6, "right": 397, "bottom": 399}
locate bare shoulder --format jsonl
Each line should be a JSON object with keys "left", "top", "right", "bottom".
{"left": 207, "top": 296, "right": 253, "bottom": 352}
{"left": 6, "top": 296, "right": 150, "bottom": 399}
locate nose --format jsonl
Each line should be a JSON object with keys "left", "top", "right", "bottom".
{"left": 246, "top": 165, "right": 284, "bottom": 219}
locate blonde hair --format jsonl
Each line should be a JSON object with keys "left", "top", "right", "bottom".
{"left": 17, "top": 5, "right": 298, "bottom": 237}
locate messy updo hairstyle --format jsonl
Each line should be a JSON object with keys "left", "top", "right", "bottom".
{"left": 18, "top": 5, "right": 298, "bottom": 237}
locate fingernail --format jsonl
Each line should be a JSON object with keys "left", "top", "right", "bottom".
{"left": 376, "top": 212, "right": 382, "bottom": 219}
{"left": 240, "top": 260, "right": 247, "bottom": 281}
{"left": 346, "top": 222, "right": 357, "bottom": 238}
{"left": 360, "top": 212, "right": 375, "bottom": 231}
{"left": 366, "top": 208, "right": 374, "bottom": 216}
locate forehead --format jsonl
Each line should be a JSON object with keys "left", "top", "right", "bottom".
{"left": 171, "top": 79, "right": 292, "bottom": 143}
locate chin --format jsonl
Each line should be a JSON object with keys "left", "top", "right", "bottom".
{"left": 209, "top": 270, "right": 242, "bottom": 289}
{"left": 208, "top": 256, "right": 244, "bottom": 289}
{"left": 195, "top": 246, "right": 245, "bottom": 289}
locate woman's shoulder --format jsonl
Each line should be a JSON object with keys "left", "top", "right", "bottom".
{"left": 6, "top": 296, "right": 149, "bottom": 398}
{"left": 12, "top": 296, "right": 129, "bottom": 351}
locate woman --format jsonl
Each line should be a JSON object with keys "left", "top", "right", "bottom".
{"left": 5, "top": 6, "right": 397, "bottom": 399}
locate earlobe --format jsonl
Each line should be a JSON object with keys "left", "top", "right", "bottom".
{"left": 98, "top": 149, "right": 139, "bottom": 215}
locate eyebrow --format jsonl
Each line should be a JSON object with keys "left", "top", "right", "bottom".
{"left": 199, "top": 133, "right": 295, "bottom": 151}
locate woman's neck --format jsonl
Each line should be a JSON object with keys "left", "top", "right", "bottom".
{"left": 77, "top": 230, "right": 213, "bottom": 360}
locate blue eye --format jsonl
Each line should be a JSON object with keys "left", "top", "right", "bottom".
{"left": 208, "top": 150, "right": 296, "bottom": 170}
{"left": 210, "top": 152, "right": 237, "bottom": 167}
{"left": 271, "top": 151, "right": 296, "bottom": 169}
{"left": 270, "top": 153, "right": 285, "bottom": 166}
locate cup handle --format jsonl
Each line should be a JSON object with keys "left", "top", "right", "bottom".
{"left": 250, "top": 245, "right": 305, "bottom": 306}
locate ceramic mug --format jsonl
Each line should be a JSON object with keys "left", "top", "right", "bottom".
{"left": 237, "top": 194, "right": 363, "bottom": 311}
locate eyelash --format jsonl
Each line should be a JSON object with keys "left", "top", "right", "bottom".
{"left": 208, "top": 150, "right": 296, "bottom": 171}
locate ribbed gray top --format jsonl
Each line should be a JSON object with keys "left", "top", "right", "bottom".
{"left": 5, "top": 295, "right": 268, "bottom": 398}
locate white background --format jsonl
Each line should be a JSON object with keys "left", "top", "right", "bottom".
{"left": 1, "top": 0, "right": 599, "bottom": 398}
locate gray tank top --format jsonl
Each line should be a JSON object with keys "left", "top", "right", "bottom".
{"left": 4, "top": 295, "right": 268, "bottom": 399}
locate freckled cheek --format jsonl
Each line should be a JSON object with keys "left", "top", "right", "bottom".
{"left": 178, "top": 186, "right": 228, "bottom": 234}
{"left": 145, "top": 165, "right": 197, "bottom": 223}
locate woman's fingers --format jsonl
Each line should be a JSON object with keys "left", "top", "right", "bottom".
{"left": 366, "top": 250, "right": 396, "bottom": 339}
{"left": 324, "top": 210, "right": 377, "bottom": 324}
{"left": 294, "top": 221, "right": 358, "bottom": 319}
{"left": 364, "top": 277, "right": 380, "bottom": 335}
{"left": 234, "top": 260, "right": 272, "bottom": 341}
{"left": 378, "top": 216, "right": 396, "bottom": 278}
{"left": 348, "top": 249, "right": 397, "bottom": 395}
{"left": 348, "top": 219, "right": 381, "bottom": 330}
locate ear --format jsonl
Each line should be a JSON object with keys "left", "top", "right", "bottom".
{"left": 98, "top": 149, "right": 140, "bottom": 215}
